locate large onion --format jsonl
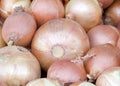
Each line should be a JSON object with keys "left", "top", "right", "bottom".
{"left": 65, "top": 0, "right": 102, "bottom": 32}
{"left": 29, "top": 0, "right": 64, "bottom": 26}
{"left": 0, "top": 45, "right": 41, "bottom": 86}
{"left": 96, "top": 67, "right": 120, "bottom": 86}
{"left": 70, "top": 81, "right": 95, "bottom": 86}
{"left": 47, "top": 60, "right": 87, "bottom": 85}
{"left": 2, "top": 8, "right": 37, "bottom": 46}
{"left": 98, "top": 0, "right": 114, "bottom": 9}
{"left": 87, "top": 25, "right": 120, "bottom": 47}
{"left": 82, "top": 43, "right": 120, "bottom": 82}
{"left": 104, "top": 0, "right": 120, "bottom": 27}
{"left": 26, "top": 78, "right": 63, "bottom": 86}
{"left": 0, "top": 0, "right": 31, "bottom": 18}
{"left": 31, "top": 18, "right": 90, "bottom": 71}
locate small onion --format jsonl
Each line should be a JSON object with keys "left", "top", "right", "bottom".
{"left": 104, "top": 0, "right": 120, "bottom": 26}
{"left": 2, "top": 8, "right": 37, "bottom": 46}
{"left": 98, "top": 0, "right": 114, "bottom": 9}
{"left": 0, "top": 26, "right": 6, "bottom": 48}
{"left": 87, "top": 25, "right": 120, "bottom": 47}
{"left": 0, "top": 0, "right": 31, "bottom": 18}
{"left": 96, "top": 67, "right": 120, "bottom": 86}
{"left": 29, "top": 0, "right": 64, "bottom": 26}
{"left": 31, "top": 18, "right": 90, "bottom": 71}
{"left": 26, "top": 78, "right": 63, "bottom": 86}
{"left": 65, "top": 0, "right": 102, "bottom": 32}
{"left": 47, "top": 60, "right": 87, "bottom": 85}
{"left": 70, "top": 81, "right": 95, "bottom": 86}
{"left": 0, "top": 45, "right": 41, "bottom": 86}
{"left": 82, "top": 43, "right": 120, "bottom": 82}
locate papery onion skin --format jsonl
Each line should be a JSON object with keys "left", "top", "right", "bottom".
{"left": 87, "top": 25, "right": 120, "bottom": 47}
{"left": 2, "top": 9, "right": 37, "bottom": 46}
{"left": 0, "top": 45, "right": 41, "bottom": 86}
{"left": 83, "top": 43, "right": 120, "bottom": 81}
{"left": 31, "top": 18, "right": 90, "bottom": 71}
{"left": 29, "top": 0, "right": 64, "bottom": 26}
{"left": 26, "top": 78, "right": 63, "bottom": 86}
{"left": 0, "top": 26, "right": 6, "bottom": 48}
{"left": 65, "top": 0, "right": 102, "bottom": 32}
{"left": 0, "top": 0, "right": 31, "bottom": 18}
{"left": 70, "top": 81, "right": 95, "bottom": 86}
{"left": 104, "top": 0, "right": 120, "bottom": 26}
{"left": 98, "top": 0, "right": 114, "bottom": 9}
{"left": 47, "top": 60, "right": 87, "bottom": 85}
{"left": 96, "top": 67, "right": 120, "bottom": 86}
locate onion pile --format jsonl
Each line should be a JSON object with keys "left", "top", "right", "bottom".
{"left": 87, "top": 25, "right": 120, "bottom": 47}
{"left": 31, "top": 18, "right": 90, "bottom": 71}
{"left": 104, "top": 0, "right": 120, "bottom": 27}
{"left": 2, "top": 8, "right": 37, "bottom": 46}
{"left": 26, "top": 78, "right": 63, "bottom": 86}
{"left": 98, "top": 0, "right": 114, "bottom": 9}
{"left": 29, "top": 0, "right": 64, "bottom": 26}
{"left": 0, "top": 45, "right": 41, "bottom": 86}
{"left": 0, "top": 0, "right": 31, "bottom": 18}
{"left": 47, "top": 60, "right": 87, "bottom": 85}
{"left": 65, "top": 0, "right": 102, "bottom": 32}
{"left": 82, "top": 43, "right": 120, "bottom": 82}
{"left": 96, "top": 67, "right": 120, "bottom": 86}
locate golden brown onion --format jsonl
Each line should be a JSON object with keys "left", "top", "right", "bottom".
{"left": 87, "top": 25, "right": 120, "bottom": 47}
{"left": 82, "top": 43, "right": 120, "bottom": 82}
{"left": 29, "top": 0, "right": 64, "bottom": 26}
{"left": 0, "top": 0, "right": 31, "bottom": 19}
{"left": 31, "top": 18, "right": 90, "bottom": 71}
{"left": 96, "top": 67, "right": 120, "bottom": 86}
{"left": 0, "top": 26, "right": 6, "bottom": 48}
{"left": 0, "top": 45, "right": 41, "bottom": 86}
{"left": 104, "top": 0, "right": 120, "bottom": 26}
{"left": 47, "top": 60, "right": 87, "bottom": 85}
{"left": 65, "top": 0, "right": 102, "bottom": 32}
{"left": 2, "top": 8, "right": 37, "bottom": 46}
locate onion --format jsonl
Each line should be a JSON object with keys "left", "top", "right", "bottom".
{"left": 29, "top": 0, "right": 64, "bottom": 26}
{"left": 0, "top": 26, "right": 6, "bottom": 48}
{"left": 0, "top": 0, "right": 31, "bottom": 19}
{"left": 2, "top": 8, "right": 37, "bottom": 46}
{"left": 117, "top": 22, "right": 120, "bottom": 31}
{"left": 96, "top": 67, "right": 120, "bottom": 86}
{"left": 65, "top": 0, "right": 102, "bottom": 32}
{"left": 31, "top": 18, "right": 90, "bottom": 71}
{"left": 82, "top": 43, "right": 120, "bottom": 82}
{"left": 117, "top": 37, "right": 120, "bottom": 49}
{"left": 87, "top": 25, "right": 120, "bottom": 47}
{"left": 70, "top": 81, "right": 95, "bottom": 86}
{"left": 0, "top": 45, "right": 41, "bottom": 86}
{"left": 26, "top": 78, "right": 63, "bottom": 86}
{"left": 104, "top": 0, "right": 120, "bottom": 26}
{"left": 97, "top": 0, "right": 114, "bottom": 9}
{"left": 47, "top": 59, "right": 87, "bottom": 85}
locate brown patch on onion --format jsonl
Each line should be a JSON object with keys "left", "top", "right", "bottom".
{"left": 31, "top": 18, "right": 90, "bottom": 71}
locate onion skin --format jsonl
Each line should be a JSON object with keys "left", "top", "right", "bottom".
{"left": 26, "top": 78, "right": 63, "bottom": 86}
{"left": 104, "top": 0, "right": 120, "bottom": 26}
{"left": 70, "top": 81, "right": 95, "bottom": 86}
{"left": 47, "top": 60, "right": 87, "bottom": 85}
{"left": 96, "top": 67, "right": 120, "bottom": 86}
{"left": 0, "top": 45, "right": 41, "bottom": 86}
{"left": 31, "top": 18, "right": 90, "bottom": 71}
{"left": 65, "top": 0, "right": 102, "bottom": 32}
{"left": 0, "top": 0, "right": 31, "bottom": 18}
{"left": 87, "top": 25, "right": 120, "bottom": 47}
{"left": 83, "top": 43, "right": 120, "bottom": 81}
{"left": 0, "top": 26, "right": 6, "bottom": 48}
{"left": 29, "top": 0, "right": 64, "bottom": 26}
{"left": 98, "top": 0, "right": 114, "bottom": 9}
{"left": 2, "top": 9, "right": 37, "bottom": 46}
